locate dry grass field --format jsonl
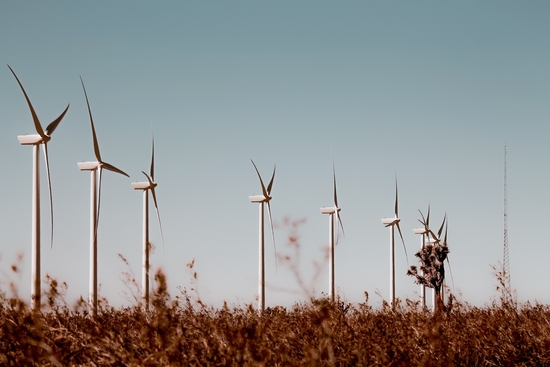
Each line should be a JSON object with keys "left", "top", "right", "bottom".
{"left": 2, "top": 268, "right": 550, "bottom": 366}
{"left": 2, "top": 222, "right": 548, "bottom": 366}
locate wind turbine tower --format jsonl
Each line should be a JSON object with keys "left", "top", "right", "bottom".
{"left": 132, "top": 133, "right": 164, "bottom": 310}
{"left": 503, "top": 144, "right": 512, "bottom": 303}
{"left": 412, "top": 227, "right": 427, "bottom": 307}
{"left": 381, "top": 178, "right": 407, "bottom": 309}
{"left": 78, "top": 78, "right": 129, "bottom": 315}
{"left": 10, "top": 65, "right": 69, "bottom": 310}
{"left": 249, "top": 160, "right": 276, "bottom": 312}
{"left": 320, "top": 159, "right": 344, "bottom": 302}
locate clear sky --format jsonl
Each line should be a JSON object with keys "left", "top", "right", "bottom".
{"left": 0, "top": 1, "right": 549, "bottom": 309}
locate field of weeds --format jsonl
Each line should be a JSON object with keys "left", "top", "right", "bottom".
{"left": 1, "top": 270, "right": 550, "bottom": 367}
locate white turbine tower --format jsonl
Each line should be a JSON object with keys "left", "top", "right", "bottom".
{"left": 10, "top": 65, "right": 70, "bottom": 310}
{"left": 418, "top": 209, "right": 448, "bottom": 311}
{"left": 440, "top": 219, "right": 451, "bottom": 306}
{"left": 78, "top": 78, "right": 129, "bottom": 315}
{"left": 429, "top": 216, "right": 450, "bottom": 310}
{"left": 131, "top": 133, "right": 164, "bottom": 310}
{"left": 433, "top": 215, "right": 450, "bottom": 307}
{"left": 412, "top": 226, "right": 427, "bottom": 308}
{"left": 413, "top": 205, "right": 433, "bottom": 308}
{"left": 320, "top": 159, "right": 344, "bottom": 302}
{"left": 249, "top": 160, "right": 276, "bottom": 312}
{"left": 381, "top": 178, "right": 408, "bottom": 309}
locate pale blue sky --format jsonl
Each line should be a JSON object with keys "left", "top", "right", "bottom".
{"left": 1, "top": 1, "right": 549, "bottom": 308}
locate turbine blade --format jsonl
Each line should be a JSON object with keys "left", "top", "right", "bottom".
{"left": 150, "top": 131, "right": 155, "bottom": 181}
{"left": 250, "top": 160, "right": 269, "bottom": 199}
{"left": 95, "top": 167, "right": 103, "bottom": 245}
{"left": 80, "top": 77, "right": 102, "bottom": 163}
{"left": 437, "top": 214, "right": 447, "bottom": 239}
{"left": 142, "top": 171, "right": 165, "bottom": 253}
{"left": 396, "top": 222, "right": 408, "bottom": 263}
{"left": 42, "top": 144, "right": 54, "bottom": 249}
{"left": 394, "top": 176, "right": 399, "bottom": 218}
{"left": 8, "top": 65, "right": 46, "bottom": 138}
{"left": 443, "top": 220, "right": 448, "bottom": 244}
{"left": 333, "top": 160, "right": 339, "bottom": 208}
{"left": 426, "top": 205, "right": 431, "bottom": 228}
{"left": 336, "top": 211, "right": 345, "bottom": 243}
{"left": 266, "top": 201, "right": 277, "bottom": 270}
{"left": 428, "top": 229, "right": 439, "bottom": 243}
{"left": 267, "top": 164, "right": 276, "bottom": 195}
{"left": 151, "top": 187, "right": 165, "bottom": 254}
{"left": 447, "top": 255, "right": 455, "bottom": 290}
{"left": 443, "top": 220, "right": 452, "bottom": 286}
{"left": 446, "top": 257, "right": 455, "bottom": 290}
{"left": 102, "top": 162, "right": 129, "bottom": 178}
{"left": 44, "top": 104, "right": 70, "bottom": 136}
{"left": 418, "top": 209, "right": 426, "bottom": 226}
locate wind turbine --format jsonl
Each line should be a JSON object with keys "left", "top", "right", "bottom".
{"left": 433, "top": 216, "right": 452, "bottom": 306}
{"left": 412, "top": 229, "right": 427, "bottom": 307}
{"left": 131, "top": 132, "right": 164, "bottom": 310}
{"left": 440, "top": 219, "right": 452, "bottom": 305}
{"left": 418, "top": 210, "right": 448, "bottom": 311}
{"left": 413, "top": 206, "right": 433, "bottom": 308}
{"left": 249, "top": 160, "right": 276, "bottom": 312}
{"left": 77, "top": 77, "right": 129, "bottom": 315}
{"left": 381, "top": 177, "right": 408, "bottom": 309}
{"left": 9, "top": 65, "right": 70, "bottom": 310}
{"left": 320, "top": 159, "right": 344, "bottom": 302}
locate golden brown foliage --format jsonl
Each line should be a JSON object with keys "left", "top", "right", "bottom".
{"left": 2, "top": 279, "right": 550, "bottom": 366}
{"left": 1, "top": 222, "right": 546, "bottom": 365}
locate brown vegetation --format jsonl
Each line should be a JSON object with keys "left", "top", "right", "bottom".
{"left": 2, "top": 272, "right": 550, "bottom": 366}
{"left": 1, "top": 221, "right": 547, "bottom": 365}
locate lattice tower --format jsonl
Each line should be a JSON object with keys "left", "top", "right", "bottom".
{"left": 503, "top": 144, "right": 512, "bottom": 303}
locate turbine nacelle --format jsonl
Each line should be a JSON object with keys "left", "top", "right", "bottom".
{"left": 77, "top": 161, "right": 101, "bottom": 171}
{"left": 320, "top": 207, "right": 341, "bottom": 215}
{"left": 413, "top": 228, "right": 428, "bottom": 235}
{"left": 18, "top": 134, "right": 50, "bottom": 145}
{"left": 381, "top": 217, "right": 400, "bottom": 226}
{"left": 249, "top": 194, "right": 271, "bottom": 203}
{"left": 132, "top": 181, "right": 157, "bottom": 190}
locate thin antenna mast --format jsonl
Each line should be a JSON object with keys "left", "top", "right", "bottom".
{"left": 503, "top": 143, "right": 512, "bottom": 303}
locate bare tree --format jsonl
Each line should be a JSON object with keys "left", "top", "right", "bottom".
{"left": 407, "top": 210, "right": 449, "bottom": 312}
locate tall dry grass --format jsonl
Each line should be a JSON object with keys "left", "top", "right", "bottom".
{"left": 2, "top": 220, "right": 549, "bottom": 366}
{"left": 2, "top": 283, "right": 550, "bottom": 366}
